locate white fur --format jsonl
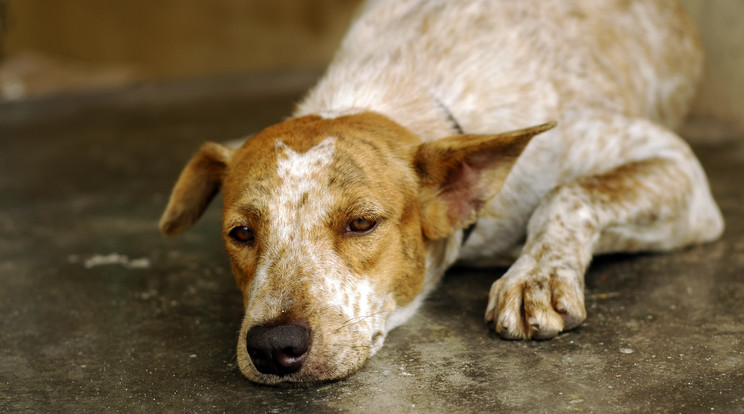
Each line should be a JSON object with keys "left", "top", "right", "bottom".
{"left": 295, "top": 0, "right": 723, "bottom": 340}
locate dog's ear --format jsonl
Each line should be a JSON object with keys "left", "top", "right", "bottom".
{"left": 414, "top": 121, "right": 556, "bottom": 240}
{"left": 159, "top": 142, "right": 235, "bottom": 236}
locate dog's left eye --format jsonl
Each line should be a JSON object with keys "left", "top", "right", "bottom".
{"left": 346, "top": 218, "right": 377, "bottom": 234}
{"left": 228, "top": 226, "right": 255, "bottom": 244}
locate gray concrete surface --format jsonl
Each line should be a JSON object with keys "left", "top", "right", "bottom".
{"left": 1, "top": 75, "right": 743, "bottom": 413}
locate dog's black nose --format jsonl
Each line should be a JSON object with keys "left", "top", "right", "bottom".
{"left": 246, "top": 323, "right": 311, "bottom": 376}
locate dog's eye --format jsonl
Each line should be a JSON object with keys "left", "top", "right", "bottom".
{"left": 228, "top": 226, "right": 255, "bottom": 244}
{"left": 347, "top": 218, "right": 377, "bottom": 234}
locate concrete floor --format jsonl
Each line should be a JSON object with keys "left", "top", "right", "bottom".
{"left": 1, "top": 74, "right": 743, "bottom": 413}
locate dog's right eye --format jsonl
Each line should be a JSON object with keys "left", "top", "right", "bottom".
{"left": 346, "top": 217, "right": 377, "bottom": 234}
{"left": 229, "top": 226, "right": 255, "bottom": 244}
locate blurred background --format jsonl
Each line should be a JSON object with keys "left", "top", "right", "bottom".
{"left": 0, "top": 0, "right": 742, "bottom": 130}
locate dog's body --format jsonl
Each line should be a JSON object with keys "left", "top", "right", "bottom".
{"left": 160, "top": 0, "right": 723, "bottom": 384}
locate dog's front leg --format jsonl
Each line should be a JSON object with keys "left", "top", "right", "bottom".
{"left": 485, "top": 144, "right": 723, "bottom": 339}
{"left": 484, "top": 190, "right": 592, "bottom": 339}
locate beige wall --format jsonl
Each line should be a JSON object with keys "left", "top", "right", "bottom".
{"left": 2, "top": 0, "right": 743, "bottom": 129}
{"left": 2, "top": 0, "right": 362, "bottom": 79}
{"left": 680, "top": 0, "right": 744, "bottom": 128}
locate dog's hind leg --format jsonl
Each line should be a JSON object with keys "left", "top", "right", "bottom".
{"left": 484, "top": 115, "right": 723, "bottom": 340}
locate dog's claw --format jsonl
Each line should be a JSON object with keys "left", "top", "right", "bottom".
{"left": 484, "top": 308, "right": 495, "bottom": 323}
{"left": 484, "top": 284, "right": 500, "bottom": 323}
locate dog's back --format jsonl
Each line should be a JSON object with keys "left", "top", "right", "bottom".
{"left": 297, "top": 0, "right": 701, "bottom": 136}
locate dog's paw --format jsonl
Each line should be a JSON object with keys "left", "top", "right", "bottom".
{"left": 484, "top": 255, "right": 586, "bottom": 339}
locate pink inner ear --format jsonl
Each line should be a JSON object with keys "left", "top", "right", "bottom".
{"left": 467, "top": 149, "right": 502, "bottom": 169}
{"left": 440, "top": 161, "right": 485, "bottom": 223}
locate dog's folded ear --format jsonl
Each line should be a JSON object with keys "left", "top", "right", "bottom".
{"left": 414, "top": 121, "right": 556, "bottom": 240}
{"left": 159, "top": 142, "right": 235, "bottom": 236}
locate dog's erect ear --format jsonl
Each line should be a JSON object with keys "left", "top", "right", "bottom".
{"left": 414, "top": 121, "right": 556, "bottom": 240}
{"left": 159, "top": 142, "right": 235, "bottom": 236}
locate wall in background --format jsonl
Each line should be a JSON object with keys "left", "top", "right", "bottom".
{"left": 1, "top": 0, "right": 742, "bottom": 129}
{"left": 0, "top": 0, "right": 363, "bottom": 99}
{"left": 3, "top": 0, "right": 361, "bottom": 78}
{"left": 679, "top": 0, "right": 744, "bottom": 129}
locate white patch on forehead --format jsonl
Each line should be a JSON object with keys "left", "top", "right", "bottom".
{"left": 275, "top": 137, "right": 336, "bottom": 181}
{"left": 270, "top": 137, "right": 336, "bottom": 239}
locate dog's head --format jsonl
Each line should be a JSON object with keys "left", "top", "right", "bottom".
{"left": 159, "top": 112, "right": 553, "bottom": 384}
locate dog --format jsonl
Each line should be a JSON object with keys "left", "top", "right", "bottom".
{"left": 159, "top": 0, "right": 724, "bottom": 384}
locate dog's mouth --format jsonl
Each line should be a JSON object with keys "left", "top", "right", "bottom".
{"left": 237, "top": 316, "right": 388, "bottom": 384}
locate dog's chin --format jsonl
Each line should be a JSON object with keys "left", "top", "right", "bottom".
{"left": 237, "top": 329, "right": 388, "bottom": 385}
{"left": 239, "top": 364, "right": 360, "bottom": 386}
{"left": 237, "top": 351, "right": 373, "bottom": 386}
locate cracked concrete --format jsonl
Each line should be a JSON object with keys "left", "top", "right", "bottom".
{"left": 1, "top": 74, "right": 742, "bottom": 413}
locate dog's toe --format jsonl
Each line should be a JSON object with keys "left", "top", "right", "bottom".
{"left": 487, "top": 277, "right": 529, "bottom": 339}
{"left": 484, "top": 278, "right": 503, "bottom": 323}
{"left": 554, "top": 295, "right": 587, "bottom": 331}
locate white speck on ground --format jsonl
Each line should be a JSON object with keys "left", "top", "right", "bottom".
{"left": 79, "top": 253, "right": 151, "bottom": 269}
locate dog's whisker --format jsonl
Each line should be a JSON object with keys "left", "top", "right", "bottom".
{"left": 333, "top": 310, "right": 391, "bottom": 333}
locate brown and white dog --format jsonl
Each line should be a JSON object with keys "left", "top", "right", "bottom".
{"left": 159, "top": 0, "right": 724, "bottom": 384}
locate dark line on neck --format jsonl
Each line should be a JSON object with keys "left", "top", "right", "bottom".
{"left": 435, "top": 98, "right": 464, "bottom": 134}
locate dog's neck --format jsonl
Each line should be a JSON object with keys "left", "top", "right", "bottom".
{"left": 294, "top": 73, "right": 462, "bottom": 142}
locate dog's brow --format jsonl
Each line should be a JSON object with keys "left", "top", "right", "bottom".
{"left": 338, "top": 199, "right": 386, "bottom": 218}
{"left": 235, "top": 205, "right": 264, "bottom": 221}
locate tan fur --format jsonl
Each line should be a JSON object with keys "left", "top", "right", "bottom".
{"left": 160, "top": 0, "right": 723, "bottom": 384}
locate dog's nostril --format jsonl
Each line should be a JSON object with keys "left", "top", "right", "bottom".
{"left": 245, "top": 323, "right": 311, "bottom": 376}
{"left": 282, "top": 345, "right": 304, "bottom": 357}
